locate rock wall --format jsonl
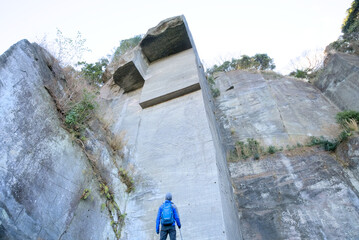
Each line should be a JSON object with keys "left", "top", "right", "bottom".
{"left": 212, "top": 69, "right": 359, "bottom": 239}
{"left": 229, "top": 149, "right": 359, "bottom": 240}
{"left": 314, "top": 52, "right": 359, "bottom": 111}
{"left": 213, "top": 70, "right": 340, "bottom": 148}
{"left": 98, "top": 15, "right": 242, "bottom": 239}
{"left": 3, "top": 15, "right": 359, "bottom": 240}
{"left": 0, "top": 40, "right": 117, "bottom": 239}
{"left": 0, "top": 16, "right": 245, "bottom": 240}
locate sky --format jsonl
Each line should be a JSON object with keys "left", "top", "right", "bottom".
{"left": 0, "top": 0, "right": 353, "bottom": 74}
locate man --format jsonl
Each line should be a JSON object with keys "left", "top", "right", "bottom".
{"left": 156, "top": 193, "right": 181, "bottom": 240}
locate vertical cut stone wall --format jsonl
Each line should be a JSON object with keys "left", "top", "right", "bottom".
{"left": 99, "top": 15, "right": 242, "bottom": 239}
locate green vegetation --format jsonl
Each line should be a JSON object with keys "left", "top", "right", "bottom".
{"left": 40, "top": 31, "right": 135, "bottom": 240}
{"left": 99, "top": 182, "right": 122, "bottom": 239}
{"left": 342, "top": 0, "right": 359, "bottom": 34}
{"left": 118, "top": 168, "right": 135, "bottom": 193}
{"left": 235, "top": 138, "right": 263, "bottom": 160}
{"left": 77, "top": 58, "right": 109, "bottom": 84}
{"left": 328, "top": 1, "right": 359, "bottom": 54}
{"left": 336, "top": 110, "right": 359, "bottom": 127}
{"left": 307, "top": 130, "right": 351, "bottom": 152}
{"left": 206, "top": 75, "right": 220, "bottom": 98}
{"left": 206, "top": 53, "right": 276, "bottom": 75}
{"left": 80, "top": 188, "right": 91, "bottom": 200}
{"left": 233, "top": 139, "right": 284, "bottom": 161}
{"left": 99, "top": 183, "right": 113, "bottom": 200}
{"left": 65, "top": 91, "right": 97, "bottom": 137}
{"left": 306, "top": 110, "right": 359, "bottom": 152}
{"left": 205, "top": 53, "right": 276, "bottom": 97}
{"left": 267, "top": 145, "right": 279, "bottom": 154}
{"left": 112, "top": 35, "right": 142, "bottom": 60}
{"left": 307, "top": 136, "right": 339, "bottom": 151}
{"left": 229, "top": 111, "right": 359, "bottom": 162}
{"left": 289, "top": 69, "right": 309, "bottom": 79}
{"left": 288, "top": 50, "right": 324, "bottom": 80}
{"left": 211, "top": 88, "right": 220, "bottom": 98}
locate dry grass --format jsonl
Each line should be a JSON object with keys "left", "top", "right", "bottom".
{"left": 108, "top": 132, "right": 127, "bottom": 152}
{"left": 118, "top": 168, "right": 135, "bottom": 193}
{"left": 58, "top": 66, "right": 98, "bottom": 114}
{"left": 344, "top": 118, "right": 359, "bottom": 132}
{"left": 106, "top": 131, "right": 127, "bottom": 154}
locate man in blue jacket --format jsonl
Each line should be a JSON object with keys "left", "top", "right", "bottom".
{"left": 156, "top": 193, "right": 181, "bottom": 240}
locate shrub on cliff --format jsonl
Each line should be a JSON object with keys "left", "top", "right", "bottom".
{"left": 112, "top": 35, "right": 142, "bottom": 60}
{"left": 65, "top": 91, "right": 97, "bottom": 137}
{"left": 77, "top": 58, "right": 109, "bottom": 84}
{"left": 327, "top": 1, "right": 359, "bottom": 54}
{"left": 336, "top": 110, "right": 359, "bottom": 127}
{"left": 206, "top": 53, "right": 276, "bottom": 75}
{"left": 342, "top": 0, "right": 359, "bottom": 35}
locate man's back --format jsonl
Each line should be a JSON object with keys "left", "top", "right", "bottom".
{"left": 156, "top": 193, "right": 181, "bottom": 240}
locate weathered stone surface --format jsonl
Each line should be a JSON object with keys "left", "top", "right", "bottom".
{"left": 337, "top": 134, "right": 359, "bottom": 168}
{"left": 229, "top": 149, "right": 359, "bottom": 240}
{"left": 103, "top": 46, "right": 148, "bottom": 84}
{"left": 98, "top": 83, "right": 240, "bottom": 239}
{"left": 314, "top": 52, "right": 359, "bottom": 111}
{"left": 114, "top": 61, "right": 144, "bottom": 92}
{"left": 113, "top": 47, "right": 148, "bottom": 92}
{"left": 140, "top": 15, "right": 192, "bottom": 62}
{"left": 0, "top": 40, "right": 116, "bottom": 239}
{"left": 97, "top": 16, "right": 241, "bottom": 239}
{"left": 336, "top": 134, "right": 359, "bottom": 185}
{"left": 139, "top": 49, "right": 201, "bottom": 108}
{"left": 214, "top": 70, "right": 340, "bottom": 147}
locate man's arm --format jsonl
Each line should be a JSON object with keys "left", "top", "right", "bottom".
{"left": 172, "top": 204, "right": 181, "bottom": 228}
{"left": 156, "top": 205, "right": 162, "bottom": 234}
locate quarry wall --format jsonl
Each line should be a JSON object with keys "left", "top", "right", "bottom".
{"left": 0, "top": 16, "right": 243, "bottom": 240}
{"left": 212, "top": 65, "right": 359, "bottom": 239}
{"left": 0, "top": 40, "right": 118, "bottom": 240}
{"left": 314, "top": 52, "right": 359, "bottom": 112}
{"left": 2, "top": 14, "right": 359, "bottom": 240}
{"left": 98, "top": 15, "right": 242, "bottom": 239}
{"left": 213, "top": 70, "right": 340, "bottom": 148}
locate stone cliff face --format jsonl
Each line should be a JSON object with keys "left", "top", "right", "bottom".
{"left": 230, "top": 146, "right": 359, "bottom": 239}
{"left": 213, "top": 71, "right": 340, "bottom": 148}
{"left": 0, "top": 16, "right": 241, "bottom": 240}
{"left": 314, "top": 52, "right": 359, "bottom": 111}
{"left": 0, "top": 40, "right": 118, "bottom": 239}
{"left": 97, "top": 16, "right": 241, "bottom": 240}
{"left": 212, "top": 68, "right": 359, "bottom": 239}
{"left": 1, "top": 15, "right": 359, "bottom": 240}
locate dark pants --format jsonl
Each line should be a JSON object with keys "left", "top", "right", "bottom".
{"left": 160, "top": 225, "right": 176, "bottom": 240}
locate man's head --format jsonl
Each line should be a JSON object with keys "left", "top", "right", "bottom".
{"left": 165, "top": 192, "right": 172, "bottom": 201}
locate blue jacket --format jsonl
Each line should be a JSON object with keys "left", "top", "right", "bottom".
{"left": 156, "top": 200, "right": 181, "bottom": 233}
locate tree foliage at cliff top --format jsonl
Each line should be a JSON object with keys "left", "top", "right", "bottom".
{"left": 206, "top": 53, "right": 275, "bottom": 75}
{"left": 342, "top": 0, "right": 359, "bottom": 34}
{"left": 77, "top": 58, "right": 109, "bottom": 84}
{"left": 112, "top": 35, "right": 142, "bottom": 60}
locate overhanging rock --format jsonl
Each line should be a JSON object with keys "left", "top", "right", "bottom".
{"left": 113, "top": 47, "right": 147, "bottom": 93}
{"left": 140, "top": 15, "right": 192, "bottom": 63}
